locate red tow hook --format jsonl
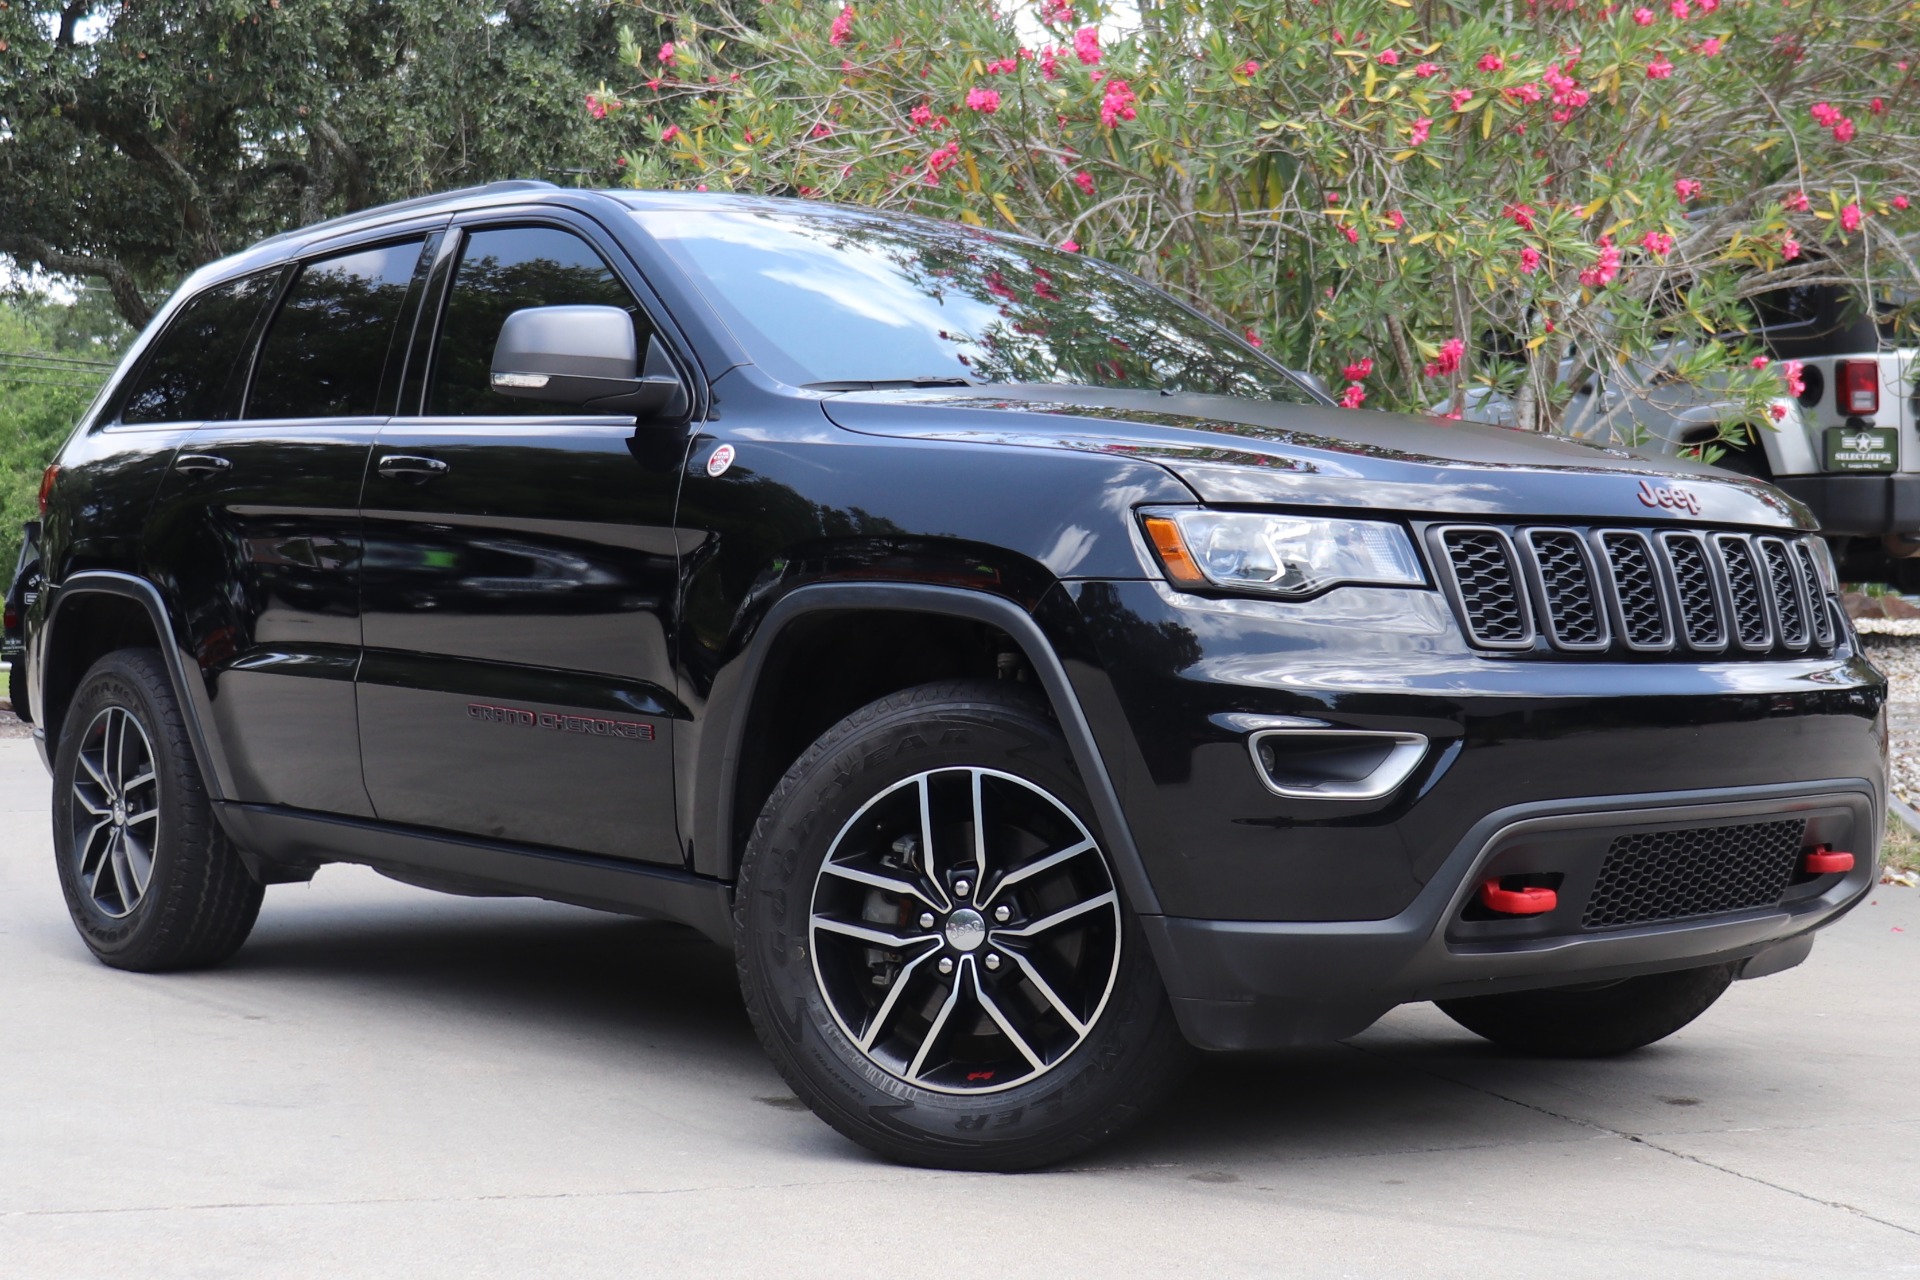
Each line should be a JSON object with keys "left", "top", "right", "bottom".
{"left": 1802, "top": 846, "right": 1854, "bottom": 875}
{"left": 1479, "top": 879, "right": 1558, "bottom": 915}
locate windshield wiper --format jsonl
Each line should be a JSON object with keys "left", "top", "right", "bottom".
{"left": 804, "top": 376, "right": 976, "bottom": 391}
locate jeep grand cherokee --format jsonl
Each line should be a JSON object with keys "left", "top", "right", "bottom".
{"left": 14, "top": 183, "right": 1887, "bottom": 1170}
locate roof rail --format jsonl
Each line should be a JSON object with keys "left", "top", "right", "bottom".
{"left": 255, "top": 179, "right": 562, "bottom": 247}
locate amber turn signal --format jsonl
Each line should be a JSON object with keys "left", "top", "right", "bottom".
{"left": 1142, "top": 515, "right": 1207, "bottom": 587}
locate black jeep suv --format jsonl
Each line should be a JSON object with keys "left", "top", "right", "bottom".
{"left": 15, "top": 182, "right": 1886, "bottom": 1170}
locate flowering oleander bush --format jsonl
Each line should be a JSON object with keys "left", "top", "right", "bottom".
{"left": 594, "top": 0, "right": 1919, "bottom": 445}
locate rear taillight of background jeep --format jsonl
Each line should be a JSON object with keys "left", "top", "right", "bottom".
{"left": 1836, "top": 360, "right": 1880, "bottom": 416}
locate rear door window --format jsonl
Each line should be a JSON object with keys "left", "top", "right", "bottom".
{"left": 427, "top": 225, "right": 652, "bottom": 417}
{"left": 117, "top": 272, "right": 280, "bottom": 425}
{"left": 246, "top": 239, "right": 428, "bottom": 421}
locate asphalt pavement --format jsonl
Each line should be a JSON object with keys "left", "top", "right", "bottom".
{"left": 1, "top": 734, "right": 1916, "bottom": 1277}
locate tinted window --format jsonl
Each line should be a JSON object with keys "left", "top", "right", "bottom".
{"left": 428, "top": 226, "right": 650, "bottom": 416}
{"left": 119, "top": 272, "right": 279, "bottom": 425}
{"left": 247, "top": 240, "right": 426, "bottom": 420}
{"left": 632, "top": 206, "right": 1312, "bottom": 400}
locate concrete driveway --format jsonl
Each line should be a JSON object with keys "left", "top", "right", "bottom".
{"left": 1, "top": 735, "right": 1915, "bottom": 1277}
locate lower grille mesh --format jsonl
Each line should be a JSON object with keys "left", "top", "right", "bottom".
{"left": 1583, "top": 819, "right": 1806, "bottom": 929}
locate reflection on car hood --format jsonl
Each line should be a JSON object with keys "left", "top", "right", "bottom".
{"left": 820, "top": 385, "right": 1811, "bottom": 529}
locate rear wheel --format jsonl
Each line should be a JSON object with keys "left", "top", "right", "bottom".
{"left": 52, "top": 649, "right": 263, "bottom": 971}
{"left": 735, "top": 679, "right": 1190, "bottom": 1170}
{"left": 1435, "top": 963, "right": 1736, "bottom": 1057}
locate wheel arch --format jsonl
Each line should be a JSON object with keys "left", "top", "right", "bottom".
{"left": 37, "top": 572, "right": 231, "bottom": 801}
{"left": 691, "top": 583, "right": 1161, "bottom": 916}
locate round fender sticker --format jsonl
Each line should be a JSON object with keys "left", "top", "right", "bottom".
{"left": 706, "top": 443, "right": 736, "bottom": 477}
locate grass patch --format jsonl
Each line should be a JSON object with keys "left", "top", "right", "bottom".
{"left": 1883, "top": 813, "right": 1920, "bottom": 874}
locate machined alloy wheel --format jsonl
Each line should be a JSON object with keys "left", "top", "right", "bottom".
{"left": 737, "top": 680, "right": 1191, "bottom": 1171}
{"left": 809, "top": 766, "right": 1122, "bottom": 1094}
{"left": 68, "top": 705, "right": 162, "bottom": 918}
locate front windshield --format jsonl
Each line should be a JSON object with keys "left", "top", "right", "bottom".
{"left": 631, "top": 204, "right": 1313, "bottom": 400}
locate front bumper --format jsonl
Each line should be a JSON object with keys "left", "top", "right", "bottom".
{"left": 1048, "top": 578, "right": 1887, "bottom": 1050}
{"left": 1774, "top": 473, "right": 1920, "bottom": 536}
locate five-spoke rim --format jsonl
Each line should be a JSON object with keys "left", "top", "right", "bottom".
{"left": 69, "top": 706, "right": 160, "bottom": 919}
{"left": 808, "top": 766, "right": 1122, "bottom": 1095}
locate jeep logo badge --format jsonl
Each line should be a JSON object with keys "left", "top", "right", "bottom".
{"left": 1635, "top": 479, "right": 1702, "bottom": 516}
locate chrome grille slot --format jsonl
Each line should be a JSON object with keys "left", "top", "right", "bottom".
{"left": 1659, "top": 532, "right": 1726, "bottom": 651}
{"left": 1436, "top": 528, "right": 1532, "bottom": 648}
{"left": 1757, "top": 536, "right": 1810, "bottom": 649}
{"left": 1596, "top": 531, "right": 1672, "bottom": 650}
{"left": 1523, "top": 530, "right": 1608, "bottom": 651}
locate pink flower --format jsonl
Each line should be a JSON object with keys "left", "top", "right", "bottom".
{"left": 1785, "top": 190, "right": 1810, "bottom": 212}
{"left": 1040, "top": 46, "right": 1061, "bottom": 79}
{"left": 1674, "top": 177, "right": 1702, "bottom": 202}
{"left": 658, "top": 41, "right": 677, "bottom": 64}
{"left": 1099, "top": 79, "right": 1137, "bottom": 128}
{"left": 1769, "top": 403, "right": 1787, "bottom": 421}
{"left": 1699, "top": 0, "right": 1718, "bottom": 8}
{"left": 1339, "top": 383, "right": 1367, "bottom": 409}
{"left": 1408, "top": 117, "right": 1432, "bottom": 146}
{"left": 1042, "top": 0, "right": 1075, "bottom": 23}
{"left": 1646, "top": 56, "right": 1674, "bottom": 79}
{"left": 1811, "top": 102, "right": 1842, "bottom": 127}
{"left": 1423, "top": 337, "right": 1466, "bottom": 378}
{"left": 1782, "top": 237, "right": 1801, "bottom": 260}
{"left": 1782, "top": 360, "right": 1807, "bottom": 398}
{"left": 1841, "top": 202, "right": 1863, "bottom": 233}
{"left": 1579, "top": 242, "right": 1622, "bottom": 287}
{"left": 584, "top": 93, "right": 608, "bottom": 120}
{"left": 1378, "top": 50, "right": 1400, "bottom": 66}
{"left": 1341, "top": 224, "right": 1360, "bottom": 244}
{"left": 1478, "top": 51, "right": 1505, "bottom": 72}
{"left": 1439, "top": 411, "right": 1463, "bottom": 421}
{"left": 1058, "top": 239, "right": 1080, "bottom": 252}
{"left": 1632, "top": 6, "right": 1655, "bottom": 25}
{"left": 647, "top": 78, "right": 661, "bottom": 90}
{"left": 695, "top": 183, "right": 707, "bottom": 191}
{"left": 1697, "top": 37, "right": 1722, "bottom": 57}
{"left": 1896, "top": 195, "right": 1911, "bottom": 211}
{"left": 1072, "top": 170, "right": 1095, "bottom": 196}
{"left": 1449, "top": 88, "right": 1475, "bottom": 111}
{"left": 829, "top": 6, "right": 854, "bottom": 46}
{"left": 661, "top": 124, "right": 680, "bottom": 142}
{"left": 810, "top": 122, "right": 833, "bottom": 138}
{"left": 966, "top": 87, "right": 1001, "bottom": 113}
{"left": 925, "top": 140, "right": 962, "bottom": 178}
{"left": 1244, "top": 328, "right": 1263, "bottom": 347}
{"left": 1871, "top": 97, "right": 1887, "bottom": 115}
{"left": 1388, "top": 209, "right": 1407, "bottom": 230}
{"left": 1751, "top": 356, "right": 1770, "bottom": 369}
{"left": 984, "top": 57, "right": 1019, "bottom": 75}
{"left": 1073, "top": 25, "right": 1101, "bottom": 65}
{"left": 909, "top": 103, "right": 934, "bottom": 129}
{"left": 1343, "top": 358, "right": 1374, "bottom": 382}
{"left": 1507, "top": 83, "right": 1543, "bottom": 104}
{"left": 1506, "top": 202, "right": 1537, "bottom": 231}
{"left": 1669, "top": 0, "right": 1690, "bottom": 18}
{"left": 1833, "top": 117, "right": 1856, "bottom": 144}
{"left": 1414, "top": 61, "right": 1441, "bottom": 78}
{"left": 1642, "top": 230, "right": 1675, "bottom": 256}
{"left": 1519, "top": 246, "right": 1542, "bottom": 274}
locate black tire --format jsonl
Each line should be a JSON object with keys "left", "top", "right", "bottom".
{"left": 6, "top": 656, "right": 24, "bottom": 721}
{"left": 52, "top": 648, "right": 263, "bottom": 971}
{"left": 736, "top": 679, "right": 1191, "bottom": 1171}
{"left": 1435, "top": 963, "right": 1736, "bottom": 1058}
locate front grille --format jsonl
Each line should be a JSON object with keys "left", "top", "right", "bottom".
{"left": 1583, "top": 819, "right": 1807, "bottom": 929}
{"left": 1434, "top": 524, "right": 1839, "bottom": 659}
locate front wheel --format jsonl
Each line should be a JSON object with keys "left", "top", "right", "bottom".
{"left": 1435, "top": 963, "right": 1736, "bottom": 1057}
{"left": 735, "top": 680, "right": 1190, "bottom": 1170}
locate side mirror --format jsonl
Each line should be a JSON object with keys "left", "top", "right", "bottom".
{"left": 1285, "top": 367, "right": 1335, "bottom": 402}
{"left": 490, "top": 305, "right": 689, "bottom": 419}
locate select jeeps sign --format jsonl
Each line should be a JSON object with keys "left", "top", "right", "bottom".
{"left": 1824, "top": 426, "right": 1897, "bottom": 473}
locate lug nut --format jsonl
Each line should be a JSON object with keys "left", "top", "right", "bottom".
{"left": 918, "top": 912, "right": 936, "bottom": 929}
{"left": 993, "top": 905, "right": 1011, "bottom": 923}
{"left": 955, "top": 879, "right": 971, "bottom": 898}
{"left": 938, "top": 957, "right": 955, "bottom": 975}
{"left": 985, "top": 953, "right": 1001, "bottom": 971}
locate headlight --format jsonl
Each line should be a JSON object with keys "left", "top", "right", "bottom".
{"left": 1141, "top": 508, "right": 1426, "bottom": 597}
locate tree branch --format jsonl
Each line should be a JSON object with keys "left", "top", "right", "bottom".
{"left": 0, "top": 233, "right": 152, "bottom": 329}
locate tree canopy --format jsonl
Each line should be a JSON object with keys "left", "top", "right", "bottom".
{"left": 0, "top": 0, "right": 639, "bottom": 328}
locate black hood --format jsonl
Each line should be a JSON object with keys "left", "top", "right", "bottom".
{"left": 821, "top": 386, "right": 1811, "bottom": 530}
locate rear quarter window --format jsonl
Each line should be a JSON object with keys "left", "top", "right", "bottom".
{"left": 116, "top": 272, "right": 280, "bottom": 426}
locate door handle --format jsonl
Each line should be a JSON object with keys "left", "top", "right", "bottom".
{"left": 377, "top": 454, "right": 449, "bottom": 481}
{"left": 174, "top": 453, "right": 231, "bottom": 475}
